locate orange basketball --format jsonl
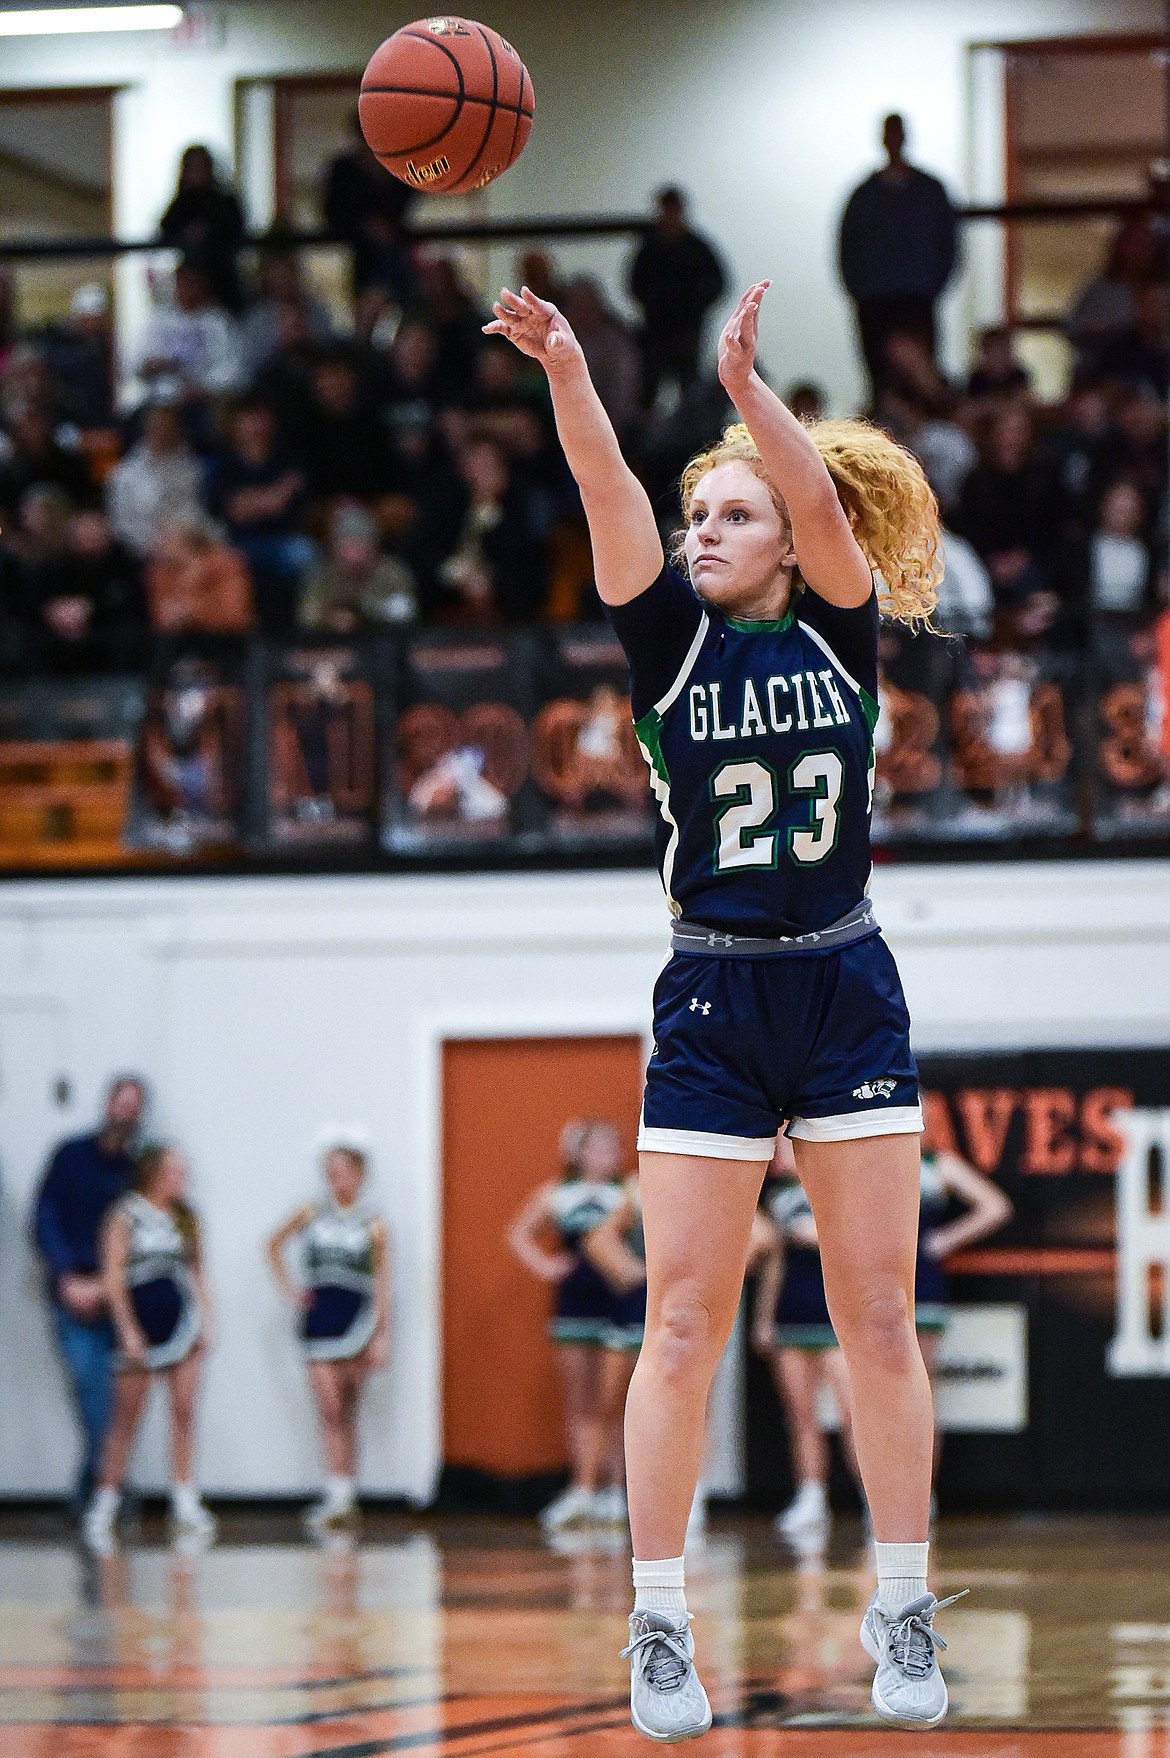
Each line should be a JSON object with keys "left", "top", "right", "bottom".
{"left": 359, "top": 16, "right": 534, "bottom": 196}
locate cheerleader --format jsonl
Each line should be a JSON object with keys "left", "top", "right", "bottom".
{"left": 82, "top": 1143, "right": 214, "bottom": 1552}
{"left": 582, "top": 1171, "right": 647, "bottom": 1528}
{"left": 507, "top": 1119, "right": 628, "bottom": 1528}
{"left": 267, "top": 1132, "right": 391, "bottom": 1530}
{"left": 751, "top": 1133, "right": 860, "bottom": 1547}
{"left": 915, "top": 1114, "right": 1014, "bottom": 1479}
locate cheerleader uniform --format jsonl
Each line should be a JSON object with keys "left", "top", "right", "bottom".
{"left": 915, "top": 1154, "right": 950, "bottom": 1334}
{"left": 765, "top": 1178, "right": 837, "bottom": 1350}
{"left": 117, "top": 1191, "right": 201, "bottom": 1369}
{"left": 548, "top": 1178, "right": 625, "bottom": 1344}
{"left": 605, "top": 1188, "right": 647, "bottom": 1352}
{"left": 300, "top": 1200, "right": 379, "bottom": 1361}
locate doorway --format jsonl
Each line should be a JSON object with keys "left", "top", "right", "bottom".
{"left": 440, "top": 1033, "right": 643, "bottom": 1495}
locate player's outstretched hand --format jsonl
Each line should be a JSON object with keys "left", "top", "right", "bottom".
{"left": 717, "top": 279, "right": 770, "bottom": 397}
{"left": 483, "top": 285, "right": 583, "bottom": 373}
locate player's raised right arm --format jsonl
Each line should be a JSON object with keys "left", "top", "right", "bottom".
{"left": 484, "top": 287, "right": 662, "bottom": 605}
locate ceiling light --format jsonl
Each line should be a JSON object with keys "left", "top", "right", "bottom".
{"left": 0, "top": 5, "right": 183, "bottom": 34}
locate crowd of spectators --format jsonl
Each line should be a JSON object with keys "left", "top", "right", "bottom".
{"left": 0, "top": 126, "right": 1165, "bottom": 691}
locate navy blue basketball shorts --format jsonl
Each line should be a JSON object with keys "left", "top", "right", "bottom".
{"left": 639, "top": 933, "right": 922, "bottom": 1161}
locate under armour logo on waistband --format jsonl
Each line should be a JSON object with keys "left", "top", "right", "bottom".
{"left": 706, "top": 931, "right": 734, "bottom": 947}
{"left": 689, "top": 998, "right": 712, "bottom": 1014}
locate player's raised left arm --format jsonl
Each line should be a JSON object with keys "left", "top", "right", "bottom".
{"left": 717, "top": 282, "right": 872, "bottom": 608}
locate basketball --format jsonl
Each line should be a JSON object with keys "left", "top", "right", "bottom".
{"left": 359, "top": 16, "right": 534, "bottom": 195}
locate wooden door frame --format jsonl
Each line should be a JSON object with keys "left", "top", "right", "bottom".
{"left": 411, "top": 1002, "right": 654, "bottom": 1503}
{"left": 0, "top": 85, "right": 118, "bottom": 234}
{"left": 987, "top": 33, "right": 1167, "bottom": 328}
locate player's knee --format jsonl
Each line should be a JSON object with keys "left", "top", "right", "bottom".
{"left": 835, "top": 1285, "right": 916, "bottom": 1374}
{"left": 646, "top": 1290, "right": 722, "bottom": 1386}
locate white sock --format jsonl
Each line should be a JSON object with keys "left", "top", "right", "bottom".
{"left": 90, "top": 1485, "right": 120, "bottom": 1523}
{"left": 325, "top": 1474, "right": 355, "bottom": 1510}
{"left": 633, "top": 1554, "right": 687, "bottom": 1621}
{"left": 171, "top": 1481, "right": 201, "bottom": 1518}
{"left": 874, "top": 1540, "right": 929, "bottom": 1612}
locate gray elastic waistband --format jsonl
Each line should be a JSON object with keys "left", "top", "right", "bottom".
{"left": 671, "top": 899, "right": 878, "bottom": 958}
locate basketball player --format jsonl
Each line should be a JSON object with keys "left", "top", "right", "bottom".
{"left": 83, "top": 1144, "right": 215, "bottom": 1553}
{"left": 486, "top": 278, "right": 963, "bottom": 1735}
{"left": 507, "top": 1119, "right": 629, "bottom": 1526}
{"left": 266, "top": 1132, "right": 390, "bottom": 1530}
{"left": 752, "top": 1131, "right": 860, "bottom": 1547}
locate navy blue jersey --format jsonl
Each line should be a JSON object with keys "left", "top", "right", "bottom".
{"left": 608, "top": 564, "right": 880, "bottom": 938}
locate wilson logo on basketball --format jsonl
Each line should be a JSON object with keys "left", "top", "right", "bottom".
{"left": 425, "top": 16, "right": 471, "bottom": 32}
{"left": 406, "top": 156, "right": 452, "bottom": 185}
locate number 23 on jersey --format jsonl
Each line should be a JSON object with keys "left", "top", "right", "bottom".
{"left": 710, "top": 752, "right": 843, "bottom": 871}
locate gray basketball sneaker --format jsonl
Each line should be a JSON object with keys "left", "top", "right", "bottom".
{"left": 860, "top": 1589, "right": 967, "bottom": 1728}
{"left": 622, "top": 1611, "right": 713, "bottom": 1742}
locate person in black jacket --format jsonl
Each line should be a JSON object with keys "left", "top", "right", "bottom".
{"left": 628, "top": 188, "right": 726, "bottom": 409}
{"left": 838, "top": 114, "right": 958, "bottom": 403}
{"left": 159, "top": 146, "right": 246, "bottom": 314}
{"left": 32, "top": 1077, "right": 147, "bottom": 1509}
{"left": 431, "top": 438, "right": 549, "bottom": 624}
{"left": 16, "top": 507, "right": 149, "bottom": 674}
{"left": 323, "top": 111, "right": 417, "bottom": 306}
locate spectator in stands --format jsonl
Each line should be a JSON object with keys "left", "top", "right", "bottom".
{"left": 299, "top": 502, "right": 417, "bottom": 632}
{"left": 953, "top": 405, "right": 1063, "bottom": 643}
{"left": 32, "top": 1075, "right": 147, "bottom": 1511}
{"left": 1095, "top": 282, "right": 1170, "bottom": 400}
{"left": 560, "top": 276, "right": 641, "bottom": 439}
{"left": 159, "top": 145, "right": 246, "bottom": 313}
{"left": 966, "top": 326, "right": 1031, "bottom": 407}
{"left": 934, "top": 530, "right": 995, "bottom": 642}
{"left": 136, "top": 260, "right": 246, "bottom": 418}
{"left": 145, "top": 515, "right": 254, "bottom": 635}
{"left": 1113, "top": 384, "right": 1169, "bottom": 522}
{"left": 0, "top": 402, "right": 92, "bottom": 523}
{"left": 242, "top": 243, "right": 335, "bottom": 375}
{"left": 1044, "top": 374, "right": 1126, "bottom": 544}
{"left": 416, "top": 256, "right": 488, "bottom": 401}
{"left": 448, "top": 338, "right": 556, "bottom": 490}
{"left": 1067, "top": 212, "right": 1165, "bottom": 375}
{"left": 16, "top": 506, "right": 147, "bottom": 675}
{"left": 106, "top": 400, "right": 206, "bottom": 561}
{"left": 516, "top": 248, "right": 564, "bottom": 306}
{"left": 0, "top": 342, "right": 63, "bottom": 431}
{"left": 628, "top": 186, "right": 726, "bottom": 409}
{"left": 251, "top": 302, "right": 322, "bottom": 450}
{"left": 301, "top": 352, "right": 393, "bottom": 510}
{"left": 433, "top": 438, "right": 549, "bottom": 623}
{"left": 324, "top": 110, "right": 417, "bottom": 306}
{"left": 838, "top": 113, "right": 958, "bottom": 400}
{"left": 878, "top": 382, "right": 976, "bottom": 518}
{"left": 1067, "top": 478, "right": 1156, "bottom": 657}
{"left": 206, "top": 398, "right": 312, "bottom": 634}
{"left": 39, "top": 284, "right": 117, "bottom": 434}
{"left": 785, "top": 381, "right": 827, "bottom": 423}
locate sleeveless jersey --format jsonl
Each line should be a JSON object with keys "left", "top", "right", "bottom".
{"left": 116, "top": 1190, "right": 200, "bottom": 1367}
{"left": 608, "top": 564, "right": 880, "bottom": 937}
{"left": 120, "top": 1190, "right": 194, "bottom": 1291}
{"left": 548, "top": 1178, "right": 625, "bottom": 1245}
{"left": 301, "top": 1200, "right": 377, "bottom": 1299}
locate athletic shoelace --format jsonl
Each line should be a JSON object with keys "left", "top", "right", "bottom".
{"left": 883, "top": 1590, "right": 969, "bottom": 1679}
{"left": 621, "top": 1617, "right": 694, "bottom": 1692}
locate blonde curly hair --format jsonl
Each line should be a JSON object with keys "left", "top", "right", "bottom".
{"left": 675, "top": 419, "right": 941, "bottom": 627}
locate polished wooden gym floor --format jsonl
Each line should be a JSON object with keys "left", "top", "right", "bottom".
{"left": 1, "top": 1510, "right": 1168, "bottom": 1757}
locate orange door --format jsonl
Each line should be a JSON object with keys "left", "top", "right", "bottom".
{"left": 441, "top": 1035, "right": 643, "bottom": 1477}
